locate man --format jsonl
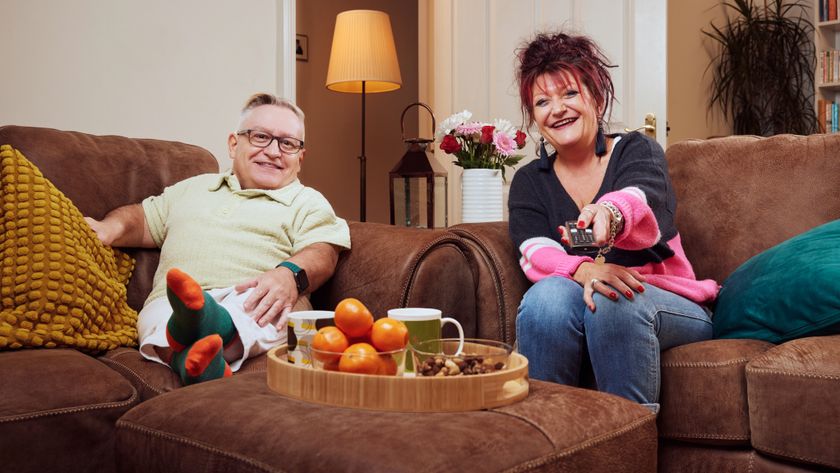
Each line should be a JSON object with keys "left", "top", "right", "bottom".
{"left": 86, "top": 93, "right": 350, "bottom": 384}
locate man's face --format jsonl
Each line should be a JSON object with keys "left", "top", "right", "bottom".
{"left": 228, "top": 105, "right": 305, "bottom": 190}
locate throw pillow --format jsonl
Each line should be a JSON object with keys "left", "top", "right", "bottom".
{"left": 1, "top": 144, "right": 138, "bottom": 352}
{"left": 713, "top": 219, "right": 840, "bottom": 343}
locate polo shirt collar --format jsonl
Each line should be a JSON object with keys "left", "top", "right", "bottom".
{"left": 209, "top": 171, "right": 304, "bottom": 205}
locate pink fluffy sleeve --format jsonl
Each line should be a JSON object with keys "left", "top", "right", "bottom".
{"left": 597, "top": 188, "right": 660, "bottom": 250}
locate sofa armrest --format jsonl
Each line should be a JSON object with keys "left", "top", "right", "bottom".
{"left": 449, "top": 222, "right": 531, "bottom": 345}
{"left": 311, "top": 222, "right": 479, "bottom": 338}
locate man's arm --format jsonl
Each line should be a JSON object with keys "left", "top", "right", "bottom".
{"left": 84, "top": 203, "right": 156, "bottom": 248}
{"left": 235, "top": 242, "right": 341, "bottom": 329}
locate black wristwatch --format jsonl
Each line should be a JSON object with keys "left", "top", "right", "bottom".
{"left": 276, "top": 261, "right": 309, "bottom": 293}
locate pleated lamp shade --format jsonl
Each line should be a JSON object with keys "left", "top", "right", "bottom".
{"left": 325, "top": 10, "right": 402, "bottom": 93}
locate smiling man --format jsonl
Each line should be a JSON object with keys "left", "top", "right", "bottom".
{"left": 85, "top": 93, "right": 350, "bottom": 385}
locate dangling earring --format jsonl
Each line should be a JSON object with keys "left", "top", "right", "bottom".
{"left": 539, "top": 137, "right": 550, "bottom": 161}
{"left": 595, "top": 123, "right": 607, "bottom": 157}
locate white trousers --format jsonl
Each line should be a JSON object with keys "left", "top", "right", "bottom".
{"left": 138, "top": 286, "right": 309, "bottom": 371}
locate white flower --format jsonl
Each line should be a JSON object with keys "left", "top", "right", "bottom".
{"left": 436, "top": 110, "right": 473, "bottom": 138}
{"left": 492, "top": 118, "right": 516, "bottom": 138}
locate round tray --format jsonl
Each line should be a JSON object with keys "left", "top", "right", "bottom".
{"left": 266, "top": 344, "right": 529, "bottom": 412}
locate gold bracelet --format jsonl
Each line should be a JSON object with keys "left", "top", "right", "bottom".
{"left": 594, "top": 201, "right": 623, "bottom": 264}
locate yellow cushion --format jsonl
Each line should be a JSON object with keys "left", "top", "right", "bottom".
{"left": 1, "top": 144, "right": 138, "bottom": 352}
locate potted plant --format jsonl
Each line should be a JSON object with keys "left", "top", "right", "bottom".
{"left": 436, "top": 110, "right": 526, "bottom": 223}
{"left": 704, "top": 0, "right": 817, "bottom": 135}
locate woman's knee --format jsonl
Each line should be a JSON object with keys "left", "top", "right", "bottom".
{"left": 518, "top": 277, "right": 582, "bottom": 331}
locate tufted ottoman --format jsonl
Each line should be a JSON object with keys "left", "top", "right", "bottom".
{"left": 114, "top": 372, "right": 657, "bottom": 472}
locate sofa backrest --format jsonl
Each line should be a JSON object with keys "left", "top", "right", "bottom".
{"left": 0, "top": 125, "right": 219, "bottom": 309}
{"left": 667, "top": 134, "right": 840, "bottom": 285}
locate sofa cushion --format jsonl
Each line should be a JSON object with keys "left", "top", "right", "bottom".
{"left": 99, "top": 347, "right": 268, "bottom": 401}
{"left": 746, "top": 335, "right": 840, "bottom": 470}
{"left": 0, "top": 349, "right": 138, "bottom": 473}
{"left": 667, "top": 134, "right": 840, "bottom": 285}
{"left": 115, "top": 372, "right": 657, "bottom": 473}
{"left": 713, "top": 219, "right": 840, "bottom": 343}
{"left": 1, "top": 145, "right": 137, "bottom": 352}
{"left": 658, "top": 338, "right": 774, "bottom": 445}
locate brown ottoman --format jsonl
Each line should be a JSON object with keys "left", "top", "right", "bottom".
{"left": 115, "top": 372, "right": 657, "bottom": 472}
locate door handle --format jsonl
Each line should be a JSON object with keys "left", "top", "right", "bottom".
{"left": 624, "top": 113, "right": 656, "bottom": 139}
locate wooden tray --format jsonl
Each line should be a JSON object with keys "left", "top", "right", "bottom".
{"left": 266, "top": 344, "right": 529, "bottom": 412}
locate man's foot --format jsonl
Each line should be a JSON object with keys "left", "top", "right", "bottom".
{"left": 165, "top": 268, "right": 236, "bottom": 352}
{"left": 171, "top": 334, "right": 232, "bottom": 385}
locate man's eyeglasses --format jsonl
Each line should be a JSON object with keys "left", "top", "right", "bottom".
{"left": 237, "top": 130, "right": 304, "bottom": 155}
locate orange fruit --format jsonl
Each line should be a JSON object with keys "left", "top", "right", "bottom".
{"left": 377, "top": 354, "right": 398, "bottom": 376}
{"left": 311, "top": 326, "right": 349, "bottom": 363}
{"left": 334, "top": 298, "right": 374, "bottom": 338}
{"left": 338, "top": 342, "right": 380, "bottom": 374}
{"left": 370, "top": 317, "right": 409, "bottom": 352}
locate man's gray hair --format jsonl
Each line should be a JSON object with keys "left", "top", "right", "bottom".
{"left": 238, "top": 93, "right": 305, "bottom": 140}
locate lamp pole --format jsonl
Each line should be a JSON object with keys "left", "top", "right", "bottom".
{"left": 360, "top": 81, "right": 366, "bottom": 222}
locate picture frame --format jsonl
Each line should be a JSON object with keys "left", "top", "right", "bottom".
{"left": 296, "top": 34, "right": 308, "bottom": 62}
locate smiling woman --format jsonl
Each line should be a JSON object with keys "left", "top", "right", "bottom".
{"left": 508, "top": 31, "right": 717, "bottom": 413}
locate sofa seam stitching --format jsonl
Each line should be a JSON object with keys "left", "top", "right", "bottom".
{"left": 661, "top": 358, "right": 750, "bottom": 368}
{"left": 752, "top": 442, "right": 840, "bottom": 470}
{"left": 660, "top": 432, "right": 750, "bottom": 441}
{"left": 499, "top": 413, "right": 657, "bottom": 472}
{"left": 0, "top": 388, "right": 138, "bottom": 424}
{"left": 746, "top": 367, "right": 840, "bottom": 381}
{"left": 116, "top": 419, "right": 283, "bottom": 473}
{"left": 99, "top": 353, "right": 167, "bottom": 395}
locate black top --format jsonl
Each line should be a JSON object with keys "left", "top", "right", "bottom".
{"left": 508, "top": 132, "right": 676, "bottom": 267}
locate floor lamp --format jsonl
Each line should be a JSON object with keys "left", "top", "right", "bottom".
{"left": 326, "top": 10, "right": 402, "bottom": 222}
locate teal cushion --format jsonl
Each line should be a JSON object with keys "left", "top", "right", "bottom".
{"left": 713, "top": 219, "right": 840, "bottom": 343}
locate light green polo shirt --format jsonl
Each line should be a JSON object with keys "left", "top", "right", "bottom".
{"left": 141, "top": 171, "right": 351, "bottom": 306}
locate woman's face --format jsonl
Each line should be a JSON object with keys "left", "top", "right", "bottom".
{"left": 531, "top": 71, "right": 601, "bottom": 155}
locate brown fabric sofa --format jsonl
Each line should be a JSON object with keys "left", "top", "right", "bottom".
{"left": 1, "top": 125, "right": 838, "bottom": 472}
{"left": 0, "top": 125, "right": 656, "bottom": 473}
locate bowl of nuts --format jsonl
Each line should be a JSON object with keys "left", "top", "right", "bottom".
{"left": 411, "top": 338, "right": 513, "bottom": 377}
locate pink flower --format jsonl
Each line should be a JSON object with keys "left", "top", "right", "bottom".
{"left": 440, "top": 134, "right": 462, "bottom": 154}
{"left": 515, "top": 130, "right": 527, "bottom": 148}
{"left": 493, "top": 131, "right": 517, "bottom": 156}
{"left": 455, "top": 122, "right": 483, "bottom": 136}
{"left": 480, "top": 125, "right": 495, "bottom": 144}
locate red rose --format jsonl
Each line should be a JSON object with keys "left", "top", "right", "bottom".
{"left": 515, "top": 130, "right": 527, "bottom": 148}
{"left": 480, "top": 125, "right": 495, "bottom": 144}
{"left": 440, "top": 134, "right": 462, "bottom": 154}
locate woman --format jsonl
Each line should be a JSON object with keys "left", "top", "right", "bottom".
{"left": 509, "top": 32, "right": 718, "bottom": 412}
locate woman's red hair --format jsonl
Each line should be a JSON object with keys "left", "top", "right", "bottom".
{"left": 516, "top": 32, "right": 616, "bottom": 130}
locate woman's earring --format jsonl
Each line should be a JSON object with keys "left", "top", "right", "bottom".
{"left": 540, "top": 137, "right": 549, "bottom": 161}
{"left": 595, "top": 123, "right": 607, "bottom": 157}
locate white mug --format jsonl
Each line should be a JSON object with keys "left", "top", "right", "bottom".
{"left": 287, "top": 310, "right": 335, "bottom": 366}
{"left": 387, "top": 308, "right": 465, "bottom": 370}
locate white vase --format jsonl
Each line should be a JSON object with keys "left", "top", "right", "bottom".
{"left": 461, "top": 168, "right": 503, "bottom": 223}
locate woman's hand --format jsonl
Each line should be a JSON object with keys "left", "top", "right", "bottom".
{"left": 573, "top": 261, "right": 646, "bottom": 312}
{"left": 558, "top": 203, "right": 614, "bottom": 246}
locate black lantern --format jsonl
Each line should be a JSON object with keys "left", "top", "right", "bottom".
{"left": 389, "top": 103, "right": 448, "bottom": 228}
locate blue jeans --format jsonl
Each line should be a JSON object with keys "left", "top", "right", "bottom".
{"left": 516, "top": 277, "right": 712, "bottom": 411}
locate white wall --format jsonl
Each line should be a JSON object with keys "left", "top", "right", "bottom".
{"left": 0, "top": 0, "right": 281, "bottom": 166}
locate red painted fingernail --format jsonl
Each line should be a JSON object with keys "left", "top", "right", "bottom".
{"left": 577, "top": 220, "right": 585, "bottom": 228}
{"left": 637, "top": 286, "right": 645, "bottom": 293}
{"left": 625, "top": 290, "right": 633, "bottom": 298}
{"left": 610, "top": 292, "right": 618, "bottom": 300}
{"left": 557, "top": 226, "right": 565, "bottom": 234}
{"left": 561, "top": 238, "right": 569, "bottom": 245}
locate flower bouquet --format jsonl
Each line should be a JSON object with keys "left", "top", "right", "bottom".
{"left": 436, "top": 110, "right": 526, "bottom": 180}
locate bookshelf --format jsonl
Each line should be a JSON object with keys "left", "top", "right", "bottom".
{"left": 817, "top": 3, "right": 840, "bottom": 133}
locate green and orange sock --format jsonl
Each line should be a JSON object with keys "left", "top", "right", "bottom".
{"left": 165, "top": 268, "right": 236, "bottom": 352}
{"left": 170, "top": 334, "right": 232, "bottom": 385}
{"left": 164, "top": 268, "right": 237, "bottom": 385}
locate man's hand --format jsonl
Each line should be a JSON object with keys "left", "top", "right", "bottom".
{"left": 235, "top": 268, "right": 297, "bottom": 330}
{"left": 84, "top": 216, "right": 118, "bottom": 246}
{"left": 573, "top": 261, "right": 646, "bottom": 312}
